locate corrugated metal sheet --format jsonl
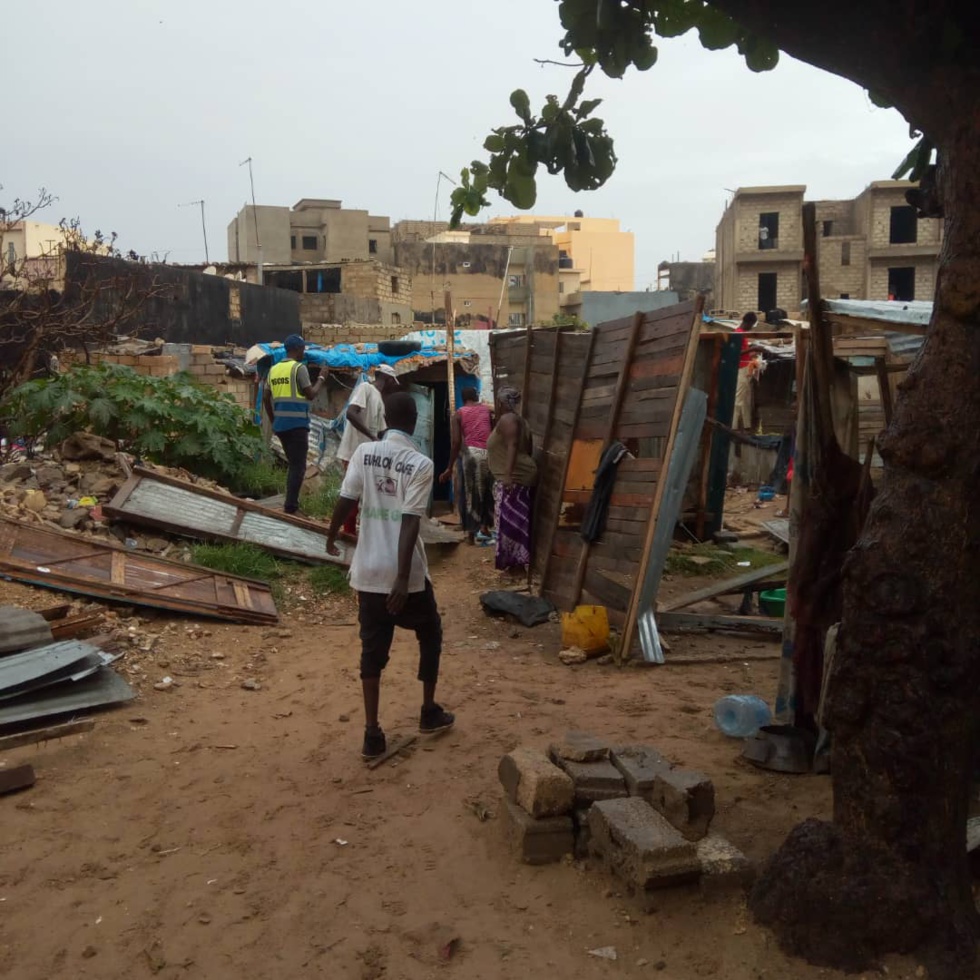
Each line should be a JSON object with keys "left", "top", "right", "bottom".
{"left": 0, "top": 667, "right": 134, "bottom": 728}
{"left": 0, "top": 607, "right": 53, "bottom": 654}
{"left": 822, "top": 299, "right": 933, "bottom": 327}
{"left": 106, "top": 469, "right": 352, "bottom": 566}
{"left": 0, "top": 639, "right": 98, "bottom": 695}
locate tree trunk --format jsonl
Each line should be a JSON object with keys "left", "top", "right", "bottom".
{"left": 751, "top": 124, "right": 980, "bottom": 978}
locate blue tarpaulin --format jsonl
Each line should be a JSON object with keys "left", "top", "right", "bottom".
{"left": 249, "top": 341, "right": 478, "bottom": 377}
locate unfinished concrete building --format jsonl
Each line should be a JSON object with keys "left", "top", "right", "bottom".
{"left": 714, "top": 181, "right": 943, "bottom": 313}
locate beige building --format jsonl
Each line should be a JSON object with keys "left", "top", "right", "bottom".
{"left": 392, "top": 221, "right": 560, "bottom": 328}
{"left": 227, "top": 199, "right": 394, "bottom": 267}
{"left": 714, "top": 181, "right": 943, "bottom": 313}
{"left": 0, "top": 220, "right": 74, "bottom": 289}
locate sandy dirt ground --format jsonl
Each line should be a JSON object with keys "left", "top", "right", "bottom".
{"left": 0, "top": 525, "right": 929, "bottom": 980}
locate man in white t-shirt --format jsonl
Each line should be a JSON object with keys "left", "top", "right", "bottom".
{"left": 336, "top": 363, "right": 401, "bottom": 537}
{"left": 326, "top": 391, "right": 455, "bottom": 760}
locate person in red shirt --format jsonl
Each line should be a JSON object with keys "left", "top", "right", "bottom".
{"left": 734, "top": 312, "right": 763, "bottom": 430}
{"left": 439, "top": 387, "right": 494, "bottom": 544}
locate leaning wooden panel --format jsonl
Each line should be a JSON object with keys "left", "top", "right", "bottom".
{"left": 0, "top": 519, "right": 278, "bottom": 624}
{"left": 104, "top": 468, "right": 352, "bottom": 566}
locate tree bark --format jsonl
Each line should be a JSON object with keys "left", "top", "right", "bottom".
{"left": 751, "top": 119, "right": 980, "bottom": 978}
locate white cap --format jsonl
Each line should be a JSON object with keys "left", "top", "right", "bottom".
{"left": 375, "top": 363, "right": 400, "bottom": 384}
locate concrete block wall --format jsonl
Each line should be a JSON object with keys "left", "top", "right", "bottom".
{"left": 734, "top": 264, "right": 801, "bottom": 313}
{"left": 819, "top": 237, "right": 868, "bottom": 298}
{"left": 83, "top": 348, "right": 256, "bottom": 412}
{"left": 734, "top": 192, "right": 805, "bottom": 253}
{"left": 867, "top": 189, "right": 943, "bottom": 248}
{"left": 304, "top": 323, "right": 409, "bottom": 346}
{"left": 868, "top": 259, "right": 937, "bottom": 302}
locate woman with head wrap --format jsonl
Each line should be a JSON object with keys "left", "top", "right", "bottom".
{"left": 486, "top": 386, "right": 537, "bottom": 571}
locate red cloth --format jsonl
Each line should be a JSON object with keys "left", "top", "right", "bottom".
{"left": 735, "top": 326, "right": 755, "bottom": 369}
{"left": 458, "top": 403, "right": 492, "bottom": 449}
{"left": 787, "top": 456, "right": 795, "bottom": 482}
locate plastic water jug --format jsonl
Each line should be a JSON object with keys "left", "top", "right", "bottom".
{"left": 713, "top": 694, "right": 772, "bottom": 738}
{"left": 560, "top": 605, "right": 610, "bottom": 654}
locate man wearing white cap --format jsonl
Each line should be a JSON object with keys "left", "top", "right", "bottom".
{"left": 336, "top": 363, "right": 401, "bottom": 537}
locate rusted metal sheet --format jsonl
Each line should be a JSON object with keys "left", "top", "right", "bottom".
{"left": 105, "top": 468, "right": 353, "bottom": 566}
{"left": 0, "top": 519, "right": 279, "bottom": 624}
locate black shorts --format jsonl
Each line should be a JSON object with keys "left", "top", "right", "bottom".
{"left": 358, "top": 581, "right": 442, "bottom": 683}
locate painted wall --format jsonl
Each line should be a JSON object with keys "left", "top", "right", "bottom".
{"left": 580, "top": 290, "right": 680, "bottom": 327}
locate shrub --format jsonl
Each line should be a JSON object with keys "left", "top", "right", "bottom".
{"left": 0, "top": 363, "right": 271, "bottom": 487}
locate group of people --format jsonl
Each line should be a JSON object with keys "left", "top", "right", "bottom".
{"left": 263, "top": 334, "right": 537, "bottom": 760}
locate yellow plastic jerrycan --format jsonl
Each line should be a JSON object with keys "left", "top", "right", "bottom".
{"left": 560, "top": 605, "right": 610, "bottom": 654}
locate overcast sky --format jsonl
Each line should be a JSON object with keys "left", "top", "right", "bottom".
{"left": 5, "top": 0, "right": 914, "bottom": 290}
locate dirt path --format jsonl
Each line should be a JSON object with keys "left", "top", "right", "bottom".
{"left": 0, "top": 543, "right": 925, "bottom": 980}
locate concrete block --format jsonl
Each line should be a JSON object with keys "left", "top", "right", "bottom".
{"left": 573, "top": 807, "right": 592, "bottom": 860}
{"left": 697, "top": 835, "right": 754, "bottom": 896}
{"left": 589, "top": 798, "right": 699, "bottom": 898}
{"left": 611, "top": 745, "right": 669, "bottom": 799}
{"left": 611, "top": 746, "right": 714, "bottom": 841}
{"left": 498, "top": 748, "right": 574, "bottom": 818}
{"left": 502, "top": 799, "right": 573, "bottom": 865}
{"left": 550, "top": 731, "right": 610, "bottom": 764}
{"left": 556, "top": 757, "right": 627, "bottom": 807}
{"left": 651, "top": 767, "right": 715, "bottom": 842}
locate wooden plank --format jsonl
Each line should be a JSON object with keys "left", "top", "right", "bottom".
{"left": 657, "top": 611, "right": 783, "bottom": 637}
{"left": 110, "top": 550, "right": 126, "bottom": 587}
{"left": 0, "top": 764, "right": 35, "bottom": 796}
{"left": 825, "top": 312, "right": 927, "bottom": 337}
{"left": 875, "top": 357, "right": 894, "bottom": 425}
{"left": 696, "top": 336, "right": 723, "bottom": 539}
{"left": 539, "top": 330, "right": 598, "bottom": 592}
{"left": 660, "top": 561, "right": 790, "bottom": 612}
{"left": 365, "top": 734, "right": 418, "bottom": 770}
{"left": 620, "top": 299, "right": 705, "bottom": 655}
{"left": 570, "top": 312, "right": 647, "bottom": 604}
{"left": 0, "top": 719, "right": 95, "bottom": 753}
{"left": 803, "top": 202, "right": 836, "bottom": 445}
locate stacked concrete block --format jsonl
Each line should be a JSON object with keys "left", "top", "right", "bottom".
{"left": 498, "top": 747, "right": 574, "bottom": 864}
{"left": 696, "top": 835, "right": 754, "bottom": 896}
{"left": 611, "top": 745, "right": 715, "bottom": 842}
{"left": 588, "top": 797, "right": 701, "bottom": 907}
{"left": 550, "top": 732, "right": 628, "bottom": 808}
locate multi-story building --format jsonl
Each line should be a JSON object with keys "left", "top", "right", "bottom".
{"left": 1, "top": 220, "right": 76, "bottom": 290}
{"left": 392, "top": 221, "right": 560, "bottom": 328}
{"left": 714, "top": 181, "right": 943, "bottom": 313}
{"left": 227, "top": 199, "right": 394, "bottom": 267}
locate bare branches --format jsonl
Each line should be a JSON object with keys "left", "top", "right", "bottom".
{"left": 534, "top": 57, "right": 586, "bottom": 68}
{"left": 1, "top": 188, "right": 165, "bottom": 396}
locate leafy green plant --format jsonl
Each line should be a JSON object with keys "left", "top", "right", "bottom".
{"left": 1, "top": 363, "right": 271, "bottom": 486}
{"left": 299, "top": 471, "right": 342, "bottom": 519}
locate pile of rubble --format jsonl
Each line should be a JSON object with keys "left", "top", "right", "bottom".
{"left": 0, "top": 432, "right": 221, "bottom": 556}
{"left": 498, "top": 732, "right": 751, "bottom": 902}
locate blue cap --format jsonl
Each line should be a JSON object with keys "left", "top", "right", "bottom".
{"left": 284, "top": 334, "right": 305, "bottom": 351}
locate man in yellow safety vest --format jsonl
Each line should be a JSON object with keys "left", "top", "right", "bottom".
{"left": 262, "top": 334, "right": 326, "bottom": 515}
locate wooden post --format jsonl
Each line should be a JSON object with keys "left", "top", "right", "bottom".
{"left": 444, "top": 290, "right": 455, "bottom": 407}
{"left": 570, "top": 311, "right": 645, "bottom": 606}
{"left": 695, "top": 334, "right": 723, "bottom": 541}
{"left": 875, "top": 357, "right": 894, "bottom": 426}
{"left": 802, "top": 202, "right": 835, "bottom": 446}
{"left": 539, "top": 329, "right": 598, "bottom": 599}
{"left": 527, "top": 330, "right": 564, "bottom": 589}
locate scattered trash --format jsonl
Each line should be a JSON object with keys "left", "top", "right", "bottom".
{"left": 588, "top": 946, "right": 618, "bottom": 961}
{"left": 480, "top": 591, "right": 555, "bottom": 627}
{"left": 334, "top": 838, "right": 349, "bottom": 847}
{"left": 714, "top": 694, "right": 772, "bottom": 738}
{"left": 241, "top": 679, "right": 261, "bottom": 692}
{"left": 154, "top": 677, "right": 175, "bottom": 692}
{"left": 468, "top": 800, "right": 494, "bottom": 822}
{"left": 438, "top": 935, "right": 460, "bottom": 961}
{"left": 736, "top": 560, "right": 752, "bottom": 567}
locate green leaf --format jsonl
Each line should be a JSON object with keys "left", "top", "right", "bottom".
{"left": 510, "top": 89, "right": 532, "bottom": 123}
